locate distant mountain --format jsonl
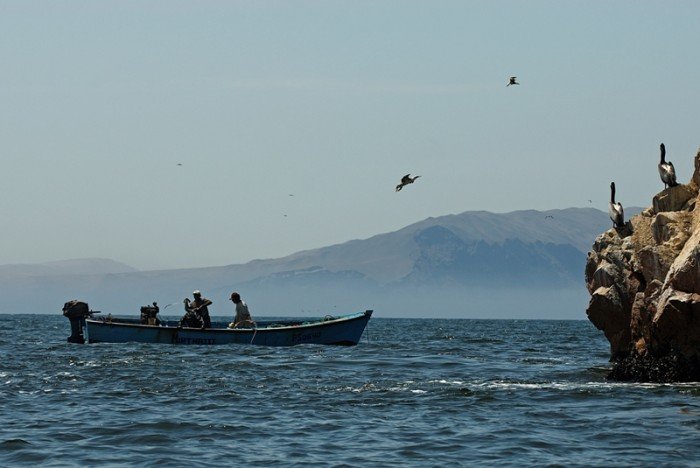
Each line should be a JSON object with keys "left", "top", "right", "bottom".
{"left": 0, "top": 208, "right": 640, "bottom": 318}
{"left": 0, "top": 258, "right": 138, "bottom": 278}
{"left": 223, "top": 207, "right": 639, "bottom": 285}
{"left": 401, "top": 226, "right": 584, "bottom": 287}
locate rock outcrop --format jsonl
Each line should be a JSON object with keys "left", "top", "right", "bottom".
{"left": 586, "top": 148, "right": 700, "bottom": 382}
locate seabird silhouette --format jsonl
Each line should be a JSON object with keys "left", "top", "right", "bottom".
{"left": 396, "top": 174, "right": 421, "bottom": 192}
{"left": 609, "top": 182, "right": 624, "bottom": 229}
{"left": 545, "top": 215, "right": 554, "bottom": 219}
{"left": 507, "top": 76, "right": 519, "bottom": 86}
{"left": 658, "top": 143, "right": 678, "bottom": 189}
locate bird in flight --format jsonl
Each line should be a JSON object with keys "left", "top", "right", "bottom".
{"left": 396, "top": 174, "right": 421, "bottom": 192}
{"left": 507, "top": 76, "right": 519, "bottom": 86}
{"left": 545, "top": 215, "right": 554, "bottom": 219}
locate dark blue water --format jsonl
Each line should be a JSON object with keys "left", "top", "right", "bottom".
{"left": 1, "top": 315, "right": 698, "bottom": 466}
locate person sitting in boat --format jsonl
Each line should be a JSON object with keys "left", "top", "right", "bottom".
{"left": 228, "top": 292, "right": 255, "bottom": 328}
{"left": 182, "top": 290, "right": 212, "bottom": 328}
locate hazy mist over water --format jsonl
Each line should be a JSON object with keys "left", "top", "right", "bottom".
{"left": 0, "top": 286, "right": 590, "bottom": 321}
{"left": 1, "top": 315, "right": 698, "bottom": 465}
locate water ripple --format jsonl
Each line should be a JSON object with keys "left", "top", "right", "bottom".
{"left": 0, "top": 315, "right": 698, "bottom": 465}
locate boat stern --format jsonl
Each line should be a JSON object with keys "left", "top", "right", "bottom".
{"left": 62, "top": 300, "right": 94, "bottom": 344}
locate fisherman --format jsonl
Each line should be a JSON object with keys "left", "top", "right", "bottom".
{"left": 182, "top": 290, "right": 212, "bottom": 328}
{"left": 179, "top": 301, "right": 202, "bottom": 328}
{"left": 228, "top": 292, "right": 255, "bottom": 328}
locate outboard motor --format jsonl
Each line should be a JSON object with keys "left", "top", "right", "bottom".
{"left": 62, "top": 300, "right": 93, "bottom": 344}
{"left": 140, "top": 302, "right": 161, "bottom": 325}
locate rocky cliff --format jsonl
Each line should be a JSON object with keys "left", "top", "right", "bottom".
{"left": 586, "top": 149, "right": 700, "bottom": 382}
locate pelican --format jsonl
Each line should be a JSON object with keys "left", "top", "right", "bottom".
{"left": 609, "top": 182, "right": 624, "bottom": 229}
{"left": 658, "top": 143, "right": 677, "bottom": 189}
{"left": 395, "top": 174, "right": 421, "bottom": 192}
{"left": 507, "top": 76, "right": 519, "bottom": 86}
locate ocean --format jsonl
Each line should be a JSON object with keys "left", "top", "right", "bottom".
{"left": 1, "top": 314, "right": 698, "bottom": 466}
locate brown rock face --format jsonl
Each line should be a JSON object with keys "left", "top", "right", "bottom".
{"left": 586, "top": 148, "right": 700, "bottom": 382}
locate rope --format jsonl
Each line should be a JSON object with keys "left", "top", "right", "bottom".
{"left": 250, "top": 322, "right": 258, "bottom": 345}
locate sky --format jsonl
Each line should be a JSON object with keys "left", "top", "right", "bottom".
{"left": 1, "top": 1, "right": 699, "bottom": 270}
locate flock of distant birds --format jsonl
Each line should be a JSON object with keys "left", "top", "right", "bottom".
{"left": 608, "top": 143, "right": 678, "bottom": 229}
{"left": 175, "top": 76, "right": 526, "bottom": 203}
{"left": 172, "top": 77, "right": 678, "bottom": 230}
{"left": 184, "top": 76, "right": 691, "bottom": 229}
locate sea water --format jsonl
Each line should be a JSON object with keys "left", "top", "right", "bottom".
{"left": 0, "top": 315, "right": 698, "bottom": 466}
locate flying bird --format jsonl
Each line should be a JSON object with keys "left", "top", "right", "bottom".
{"left": 609, "top": 182, "right": 624, "bottom": 229}
{"left": 396, "top": 174, "right": 421, "bottom": 192}
{"left": 507, "top": 76, "right": 519, "bottom": 86}
{"left": 658, "top": 143, "right": 678, "bottom": 189}
{"left": 545, "top": 215, "right": 554, "bottom": 219}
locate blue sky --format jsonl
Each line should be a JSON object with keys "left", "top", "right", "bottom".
{"left": 1, "top": 1, "right": 699, "bottom": 269}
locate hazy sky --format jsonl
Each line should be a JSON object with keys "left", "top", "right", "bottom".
{"left": 1, "top": 1, "right": 699, "bottom": 270}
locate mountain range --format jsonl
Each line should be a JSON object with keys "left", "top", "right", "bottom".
{"left": 0, "top": 207, "right": 637, "bottom": 319}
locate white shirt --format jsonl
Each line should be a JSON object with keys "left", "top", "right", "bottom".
{"left": 234, "top": 301, "right": 252, "bottom": 324}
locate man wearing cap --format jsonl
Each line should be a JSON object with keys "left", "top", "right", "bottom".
{"left": 228, "top": 292, "right": 254, "bottom": 328}
{"left": 184, "top": 290, "right": 212, "bottom": 328}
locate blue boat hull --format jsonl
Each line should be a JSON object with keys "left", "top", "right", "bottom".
{"left": 85, "top": 310, "right": 372, "bottom": 346}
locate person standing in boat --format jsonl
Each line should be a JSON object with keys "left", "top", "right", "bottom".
{"left": 184, "top": 290, "right": 212, "bottom": 328}
{"left": 228, "top": 292, "right": 255, "bottom": 328}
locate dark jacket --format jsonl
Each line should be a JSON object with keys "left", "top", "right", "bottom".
{"left": 188, "top": 297, "right": 212, "bottom": 328}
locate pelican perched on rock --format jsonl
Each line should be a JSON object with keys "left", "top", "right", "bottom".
{"left": 609, "top": 182, "right": 624, "bottom": 229}
{"left": 395, "top": 174, "right": 420, "bottom": 192}
{"left": 507, "top": 76, "right": 519, "bottom": 86}
{"left": 658, "top": 143, "right": 678, "bottom": 189}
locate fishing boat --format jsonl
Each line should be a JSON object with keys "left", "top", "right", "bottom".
{"left": 62, "top": 300, "right": 372, "bottom": 346}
